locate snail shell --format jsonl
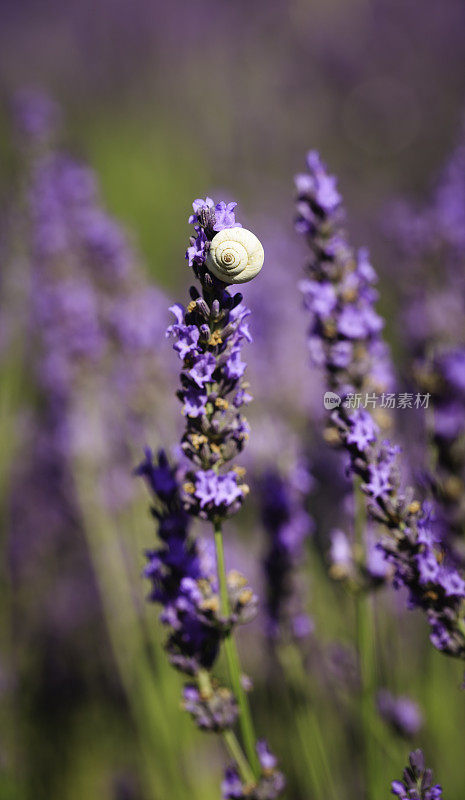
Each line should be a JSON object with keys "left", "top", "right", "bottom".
{"left": 206, "top": 227, "right": 264, "bottom": 284}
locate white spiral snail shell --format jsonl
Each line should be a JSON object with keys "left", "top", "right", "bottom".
{"left": 206, "top": 227, "right": 264, "bottom": 284}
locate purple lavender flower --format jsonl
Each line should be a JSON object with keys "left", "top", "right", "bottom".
{"left": 256, "top": 740, "right": 278, "bottom": 772}
{"left": 165, "top": 197, "right": 263, "bottom": 644}
{"left": 295, "top": 150, "right": 396, "bottom": 600}
{"left": 296, "top": 150, "right": 465, "bottom": 659}
{"left": 188, "top": 352, "right": 217, "bottom": 387}
{"left": 193, "top": 469, "right": 244, "bottom": 515}
{"left": 377, "top": 689, "right": 423, "bottom": 738}
{"left": 213, "top": 201, "right": 240, "bottom": 231}
{"left": 295, "top": 151, "right": 394, "bottom": 399}
{"left": 391, "top": 750, "right": 443, "bottom": 799}
{"left": 222, "top": 766, "right": 244, "bottom": 800}
{"left": 334, "top": 405, "right": 465, "bottom": 658}
{"left": 222, "top": 741, "right": 285, "bottom": 800}
{"left": 138, "top": 449, "right": 256, "bottom": 672}
{"left": 183, "top": 684, "right": 238, "bottom": 732}
{"left": 187, "top": 196, "right": 240, "bottom": 244}
{"left": 167, "top": 198, "right": 256, "bottom": 522}
{"left": 345, "top": 409, "right": 378, "bottom": 451}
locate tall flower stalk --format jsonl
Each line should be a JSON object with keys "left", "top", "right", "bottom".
{"left": 295, "top": 152, "right": 393, "bottom": 402}
{"left": 391, "top": 749, "right": 443, "bottom": 800}
{"left": 138, "top": 198, "right": 285, "bottom": 799}
{"left": 295, "top": 151, "right": 465, "bottom": 661}
{"left": 333, "top": 404, "right": 465, "bottom": 658}
{"left": 294, "top": 150, "right": 396, "bottom": 799}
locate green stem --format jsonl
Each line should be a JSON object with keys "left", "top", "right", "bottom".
{"left": 355, "top": 592, "right": 376, "bottom": 799}
{"left": 214, "top": 520, "right": 260, "bottom": 778}
{"left": 354, "top": 481, "right": 376, "bottom": 800}
{"left": 458, "top": 618, "right": 465, "bottom": 640}
{"left": 198, "top": 668, "right": 255, "bottom": 786}
{"left": 223, "top": 730, "right": 256, "bottom": 787}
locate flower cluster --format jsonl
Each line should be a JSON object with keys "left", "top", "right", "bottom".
{"left": 377, "top": 689, "right": 423, "bottom": 739}
{"left": 186, "top": 197, "right": 240, "bottom": 268}
{"left": 166, "top": 197, "right": 254, "bottom": 520}
{"left": 222, "top": 741, "right": 285, "bottom": 800}
{"left": 333, "top": 405, "right": 465, "bottom": 657}
{"left": 295, "top": 150, "right": 465, "bottom": 657}
{"left": 137, "top": 448, "right": 220, "bottom": 673}
{"left": 183, "top": 684, "right": 238, "bottom": 732}
{"left": 295, "top": 150, "right": 395, "bottom": 597}
{"left": 295, "top": 151, "right": 393, "bottom": 399}
{"left": 391, "top": 750, "right": 442, "bottom": 800}
{"left": 138, "top": 449, "right": 257, "bottom": 676}
{"left": 260, "top": 460, "right": 315, "bottom": 641}
{"left": 183, "top": 684, "right": 238, "bottom": 733}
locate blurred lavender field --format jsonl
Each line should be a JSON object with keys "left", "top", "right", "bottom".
{"left": 1, "top": 2, "right": 465, "bottom": 799}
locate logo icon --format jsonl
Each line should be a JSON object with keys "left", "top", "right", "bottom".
{"left": 323, "top": 391, "right": 341, "bottom": 410}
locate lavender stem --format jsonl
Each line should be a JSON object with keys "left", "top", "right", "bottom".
{"left": 354, "top": 481, "right": 377, "bottom": 800}
{"left": 214, "top": 519, "right": 260, "bottom": 777}
{"left": 197, "top": 665, "right": 254, "bottom": 785}
{"left": 222, "top": 729, "right": 256, "bottom": 787}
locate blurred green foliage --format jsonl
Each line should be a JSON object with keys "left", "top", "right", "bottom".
{"left": 77, "top": 106, "right": 212, "bottom": 291}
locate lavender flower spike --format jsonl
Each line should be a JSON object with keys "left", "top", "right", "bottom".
{"left": 137, "top": 449, "right": 223, "bottom": 678}
{"left": 295, "top": 151, "right": 465, "bottom": 660}
{"left": 376, "top": 689, "right": 423, "bottom": 739}
{"left": 137, "top": 446, "right": 256, "bottom": 731}
{"left": 139, "top": 198, "right": 284, "bottom": 796}
{"left": 295, "top": 150, "right": 393, "bottom": 399}
{"left": 175, "top": 197, "right": 278, "bottom": 783}
{"left": 391, "top": 750, "right": 443, "bottom": 799}
{"left": 334, "top": 402, "right": 465, "bottom": 659}
{"left": 169, "top": 198, "right": 256, "bottom": 522}
{"left": 295, "top": 150, "right": 395, "bottom": 593}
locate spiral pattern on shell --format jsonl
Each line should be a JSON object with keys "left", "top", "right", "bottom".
{"left": 206, "top": 227, "right": 264, "bottom": 284}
